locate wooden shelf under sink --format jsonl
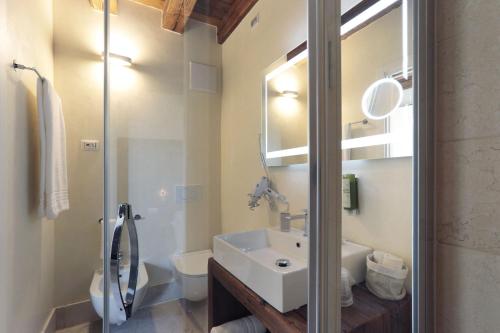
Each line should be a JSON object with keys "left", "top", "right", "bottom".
{"left": 208, "top": 258, "right": 411, "bottom": 333}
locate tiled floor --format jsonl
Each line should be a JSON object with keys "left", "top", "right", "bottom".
{"left": 56, "top": 300, "right": 207, "bottom": 333}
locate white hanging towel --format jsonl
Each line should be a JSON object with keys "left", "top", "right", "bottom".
{"left": 37, "top": 78, "right": 69, "bottom": 219}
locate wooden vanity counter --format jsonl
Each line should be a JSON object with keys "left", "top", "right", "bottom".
{"left": 208, "top": 258, "right": 411, "bottom": 333}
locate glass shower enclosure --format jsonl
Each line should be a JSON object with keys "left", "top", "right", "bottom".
{"left": 102, "top": 0, "right": 223, "bottom": 331}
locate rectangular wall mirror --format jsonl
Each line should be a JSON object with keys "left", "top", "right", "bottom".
{"left": 341, "top": 0, "right": 413, "bottom": 161}
{"left": 262, "top": 0, "right": 413, "bottom": 166}
{"left": 262, "top": 45, "right": 309, "bottom": 166}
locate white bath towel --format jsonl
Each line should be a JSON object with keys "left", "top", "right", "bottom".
{"left": 210, "top": 315, "right": 266, "bottom": 333}
{"left": 37, "top": 78, "right": 69, "bottom": 219}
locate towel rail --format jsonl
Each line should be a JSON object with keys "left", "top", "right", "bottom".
{"left": 349, "top": 118, "right": 368, "bottom": 126}
{"left": 12, "top": 60, "right": 44, "bottom": 80}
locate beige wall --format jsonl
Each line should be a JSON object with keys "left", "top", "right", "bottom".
{"left": 436, "top": 0, "right": 500, "bottom": 332}
{"left": 53, "top": 0, "right": 221, "bottom": 305}
{"left": 0, "top": 0, "right": 55, "bottom": 331}
{"left": 52, "top": 0, "right": 103, "bottom": 306}
{"left": 221, "top": 0, "right": 309, "bottom": 233}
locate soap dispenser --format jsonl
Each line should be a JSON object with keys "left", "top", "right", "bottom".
{"left": 342, "top": 173, "right": 359, "bottom": 214}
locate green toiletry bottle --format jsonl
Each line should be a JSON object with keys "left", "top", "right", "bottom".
{"left": 342, "top": 174, "right": 359, "bottom": 211}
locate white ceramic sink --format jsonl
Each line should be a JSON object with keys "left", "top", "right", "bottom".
{"left": 213, "top": 228, "right": 373, "bottom": 313}
{"left": 214, "top": 228, "right": 308, "bottom": 313}
{"left": 341, "top": 239, "right": 373, "bottom": 284}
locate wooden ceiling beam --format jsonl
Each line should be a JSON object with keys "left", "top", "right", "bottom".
{"left": 162, "top": 0, "right": 183, "bottom": 30}
{"left": 190, "top": 11, "right": 222, "bottom": 30}
{"left": 88, "top": 0, "right": 118, "bottom": 14}
{"left": 131, "top": 0, "right": 164, "bottom": 11}
{"left": 217, "top": 0, "right": 258, "bottom": 44}
{"left": 174, "top": 0, "right": 198, "bottom": 33}
{"left": 100, "top": 0, "right": 260, "bottom": 44}
{"left": 162, "top": 0, "right": 198, "bottom": 33}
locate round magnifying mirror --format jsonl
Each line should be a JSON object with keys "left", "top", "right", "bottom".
{"left": 361, "top": 77, "right": 403, "bottom": 120}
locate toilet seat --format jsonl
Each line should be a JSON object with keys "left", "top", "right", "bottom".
{"left": 173, "top": 249, "right": 213, "bottom": 277}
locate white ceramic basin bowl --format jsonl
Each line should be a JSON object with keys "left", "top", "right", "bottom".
{"left": 214, "top": 228, "right": 308, "bottom": 313}
{"left": 342, "top": 239, "right": 373, "bottom": 284}
{"left": 214, "top": 228, "right": 373, "bottom": 313}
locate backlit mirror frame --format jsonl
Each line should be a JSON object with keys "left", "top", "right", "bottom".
{"left": 264, "top": 0, "right": 411, "bottom": 167}
{"left": 262, "top": 42, "right": 309, "bottom": 167}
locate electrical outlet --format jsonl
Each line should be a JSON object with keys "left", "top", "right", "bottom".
{"left": 81, "top": 139, "right": 100, "bottom": 151}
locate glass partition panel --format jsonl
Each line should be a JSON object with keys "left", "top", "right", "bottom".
{"left": 340, "top": 0, "right": 414, "bottom": 331}
{"left": 104, "top": 1, "right": 311, "bottom": 332}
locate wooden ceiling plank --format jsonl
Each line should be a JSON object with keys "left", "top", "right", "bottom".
{"left": 218, "top": 0, "right": 258, "bottom": 43}
{"left": 190, "top": 11, "right": 222, "bottom": 29}
{"left": 174, "top": 0, "right": 198, "bottom": 33}
{"left": 88, "top": 0, "right": 118, "bottom": 14}
{"left": 131, "top": 0, "right": 164, "bottom": 11}
{"left": 162, "top": 0, "right": 183, "bottom": 30}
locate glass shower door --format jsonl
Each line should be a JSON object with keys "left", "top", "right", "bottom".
{"left": 103, "top": 1, "right": 221, "bottom": 332}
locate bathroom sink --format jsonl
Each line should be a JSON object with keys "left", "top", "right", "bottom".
{"left": 214, "top": 228, "right": 373, "bottom": 313}
{"left": 341, "top": 239, "right": 373, "bottom": 284}
{"left": 214, "top": 228, "right": 308, "bottom": 313}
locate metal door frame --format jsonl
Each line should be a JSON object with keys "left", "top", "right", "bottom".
{"left": 307, "top": 0, "right": 436, "bottom": 332}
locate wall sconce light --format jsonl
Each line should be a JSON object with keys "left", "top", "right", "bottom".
{"left": 281, "top": 90, "right": 299, "bottom": 98}
{"left": 101, "top": 52, "right": 133, "bottom": 66}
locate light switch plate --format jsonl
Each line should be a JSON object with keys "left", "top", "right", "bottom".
{"left": 81, "top": 139, "right": 100, "bottom": 151}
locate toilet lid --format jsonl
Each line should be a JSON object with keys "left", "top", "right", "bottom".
{"left": 173, "top": 249, "right": 213, "bottom": 276}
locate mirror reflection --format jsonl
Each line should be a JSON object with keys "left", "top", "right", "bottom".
{"left": 262, "top": 1, "right": 412, "bottom": 166}
{"left": 263, "top": 50, "right": 308, "bottom": 166}
{"left": 362, "top": 78, "right": 403, "bottom": 120}
{"left": 341, "top": 4, "right": 413, "bottom": 161}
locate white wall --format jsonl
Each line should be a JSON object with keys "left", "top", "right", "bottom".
{"left": 53, "top": 0, "right": 221, "bottom": 305}
{"left": 0, "top": 0, "right": 55, "bottom": 331}
{"left": 221, "top": 0, "right": 309, "bottom": 233}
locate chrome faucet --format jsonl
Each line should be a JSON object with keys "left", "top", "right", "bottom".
{"left": 280, "top": 209, "right": 309, "bottom": 236}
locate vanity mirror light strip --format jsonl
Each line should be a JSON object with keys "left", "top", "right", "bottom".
{"left": 265, "top": 50, "right": 308, "bottom": 82}
{"left": 341, "top": 133, "right": 393, "bottom": 150}
{"left": 340, "top": 0, "right": 400, "bottom": 36}
{"left": 268, "top": 133, "right": 402, "bottom": 157}
{"left": 266, "top": 146, "right": 309, "bottom": 159}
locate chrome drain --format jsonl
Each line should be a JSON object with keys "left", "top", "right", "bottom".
{"left": 275, "top": 258, "right": 291, "bottom": 268}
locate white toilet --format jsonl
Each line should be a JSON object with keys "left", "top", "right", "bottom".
{"left": 172, "top": 249, "right": 213, "bottom": 301}
{"left": 90, "top": 262, "right": 149, "bottom": 325}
